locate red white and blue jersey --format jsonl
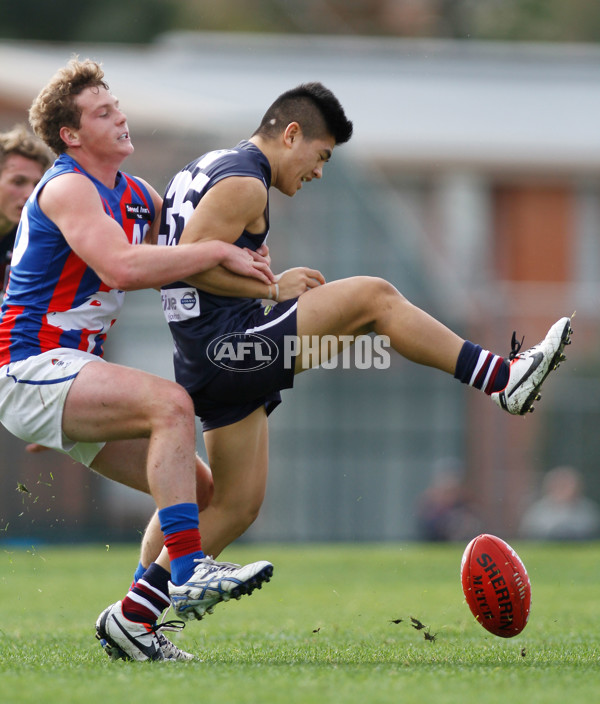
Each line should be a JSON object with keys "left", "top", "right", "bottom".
{"left": 0, "top": 153, "right": 155, "bottom": 366}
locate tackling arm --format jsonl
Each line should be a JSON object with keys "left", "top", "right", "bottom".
{"left": 179, "top": 177, "right": 324, "bottom": 300}
{"left": 39, "top": 173, "right": 272, "bottom": 290}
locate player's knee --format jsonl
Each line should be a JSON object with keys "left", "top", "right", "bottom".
{"left": 161, "top": 382, "right": 195, "bottom": 422}
{"left": 370, "top": 276, "right": 403, "bottom": 301}
{"left": 354, "top": 276, "right": 405, "bottom": 312}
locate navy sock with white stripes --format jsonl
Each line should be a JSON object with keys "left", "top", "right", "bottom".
{"left": 454, "top": 341, "right": 509, "bottom": 395}
{"left": 121, "top": 563, "right": 171, "bottom": 624}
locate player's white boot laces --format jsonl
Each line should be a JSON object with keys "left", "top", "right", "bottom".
{"left": 491, "top": 316, "right": 573, "bottom": 415}
{"left": 95, "top": 601, "right": 192, "bottom": 662}
{"left": 168, "top": 556, "right": 274, "bottom": 621}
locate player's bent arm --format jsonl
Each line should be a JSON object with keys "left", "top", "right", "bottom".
{"left": 176, "top": 176, "right": 276, "bottom": 292}
{"left": 179, "top": 176, "right": 268, "bottom": 246}
{"left": 176, "top": 176, "right": 324, "bottom": 298}
{"left": 185, "top": 265, "right": 325, "bottom": 301}
{"left": 184, "top": 266, "right": 271, "bottom": 298}
{"left": 38, "top": 173, "right": 266, "bottom": 290}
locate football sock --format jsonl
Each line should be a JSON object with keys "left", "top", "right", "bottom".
{"left": 454, "top": 341, "right": 509, "bottom": 395}
{"left": 158, "top": 502, "right": 204, "bottom": 586}
{"left": 121, "top": 562, "right": 171, "bottom": 624}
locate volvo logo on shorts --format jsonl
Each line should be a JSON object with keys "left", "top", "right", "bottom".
{"left": 180, "top": 291, "right": 197, "bottom": 310}
{"left": 207, "top": 332, "right": 278, "bottom": 372}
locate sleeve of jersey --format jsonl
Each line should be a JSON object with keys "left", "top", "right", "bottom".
{"left": 208, "top": 150, "right": 268, "bottom": 190}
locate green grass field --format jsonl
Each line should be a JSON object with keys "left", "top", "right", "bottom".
{"left": 1, "top": 541, "right": 599, "bottom": 704}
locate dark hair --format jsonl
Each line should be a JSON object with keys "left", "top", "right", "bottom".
{"left": 29, "top": 57, "right": 109, "bottom": 154}
{"left": 252, "top": 82, "right": 353, "bottom": 145}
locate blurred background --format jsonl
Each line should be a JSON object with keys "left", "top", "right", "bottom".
{"left": 1, "top": 0, "right": 600, "bottom": 546}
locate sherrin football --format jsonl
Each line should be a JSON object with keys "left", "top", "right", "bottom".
{"left": 461, "top": 533, "right": 531, "bottom": 638}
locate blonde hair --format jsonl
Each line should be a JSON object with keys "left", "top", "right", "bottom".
{"left": 29, "top": 57, "right": 109, "bottom": 154}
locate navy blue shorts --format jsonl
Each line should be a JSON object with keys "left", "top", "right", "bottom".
{"left": 191, "top": 298, "right": 299, "bottom": 431}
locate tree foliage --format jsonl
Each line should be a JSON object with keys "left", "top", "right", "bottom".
{"left": 1, "top": 0, "right": 600, "bottom": 44}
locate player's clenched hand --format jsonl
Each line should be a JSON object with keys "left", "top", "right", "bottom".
{"left": 220, "top": 244, "right": 276, "bottom": 284}
{"left": 255, "top": 243, "right": 271, "bottom": 267}
{"left": 275, "top": 267, "right": 326, "bottom": 301}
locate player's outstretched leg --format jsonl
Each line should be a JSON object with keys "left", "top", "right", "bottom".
{"left": 168, "top": 556, "right": 274, "bottom": 621}
{"left": 491, "top": 316, "right": 573, "bottom": 415}
{"left": 95, "top": 601, "right": 193, "bottom": 662}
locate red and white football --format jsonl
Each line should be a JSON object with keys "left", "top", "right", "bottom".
{"left": 461, "top": 533, "right": 531, "bottom": 638}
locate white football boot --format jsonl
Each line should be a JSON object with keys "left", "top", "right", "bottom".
{"left": 156, "top": 632, "right": 194, "bottom": 662}
{"left": 96, "top": 601, "right": 193, "bottom": 662}
{"left": 169, "top": 556, "right": 273, "bottom": 621}
{"left": 491, "top": 316, "right": 572, "bottom": 415}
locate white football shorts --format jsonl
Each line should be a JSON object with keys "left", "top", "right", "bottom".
{"left": 0, "top": 348, "right": 106, "bottom": 467}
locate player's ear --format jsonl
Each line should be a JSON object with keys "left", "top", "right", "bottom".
{"left": 59, "top": 126, "right": 80, "bottom": 149}
{"left": 283, "top": 122, "right": 302, "bottom": 149}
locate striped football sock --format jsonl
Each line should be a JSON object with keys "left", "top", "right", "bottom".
{"left": 454, "top": 341, "right": 509, "bottom": 395}
{"left": 121, "top": 562, "right": 172, "bottom": 624}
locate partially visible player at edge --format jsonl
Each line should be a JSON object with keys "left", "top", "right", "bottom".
{"left": 115, "top": 82, "right": 572, "bottom": 661}
{"left": 0, "top": 58, "right": 278, "bottom": 662}
{"left": 0, "top": 124, "right": 52, "bottom": 293}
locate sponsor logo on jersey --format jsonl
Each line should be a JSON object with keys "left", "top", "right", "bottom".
{"left": 125, "top": 203, "right": 152, "bottom": 220}
{"left": 207, "top": 332, "right": 278, "bottom": 372}
{"left": 161, "top": 288, "right": 200, "bottom": 322}
{"left": 180, "top": 292, "right": 197, "bottom": 310}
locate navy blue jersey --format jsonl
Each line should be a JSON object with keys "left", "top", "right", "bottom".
{"left": 159, "top": 140, "right": 271, "bottom": 394}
